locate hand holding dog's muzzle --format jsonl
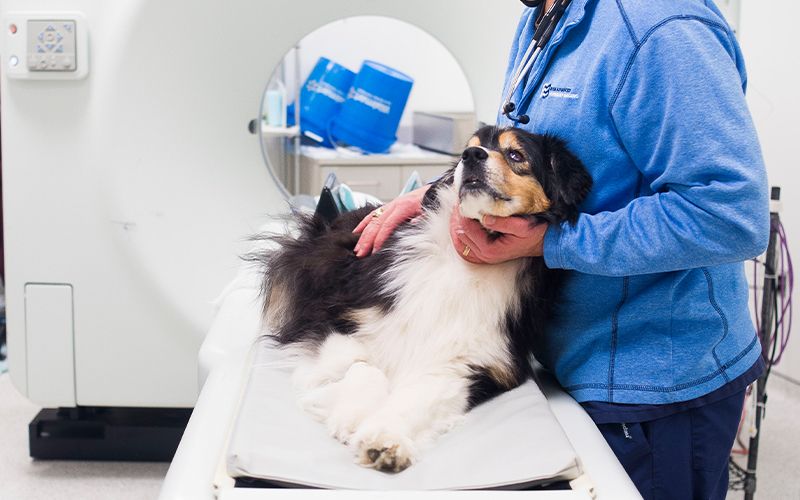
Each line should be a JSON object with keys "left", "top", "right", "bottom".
{"left": 450, "top": 205, "right": 547, "bottom": 264}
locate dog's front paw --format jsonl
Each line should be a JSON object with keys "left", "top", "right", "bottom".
{"left": 297, "top": 383, "right": 337, "bottom": 422}
{"left": 360, "top": 442, "right": 413, "bottom": 473}
{"left": 323, "top": 362, "right": 390, "bottom": 445}
{"left": 352, "top": 421, "right": 416, "bottom": 473}
{"left": 326, "top": 407, "right": 361, "bottom": 444}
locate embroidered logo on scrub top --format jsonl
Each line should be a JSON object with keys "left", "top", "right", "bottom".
{"left": 541, "top": 82, "right": 579, "bottom": 100}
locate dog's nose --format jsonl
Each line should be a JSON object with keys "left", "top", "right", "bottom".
{"left": 462, "top": 147, "right": 488, "bottom": 163}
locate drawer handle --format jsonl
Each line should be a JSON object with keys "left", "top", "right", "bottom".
{"left": 345, "top": 181, "right": 381, "bottom": 188}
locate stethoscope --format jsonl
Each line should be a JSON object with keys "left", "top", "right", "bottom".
{"left": 502, "top": 0, "right": 573, "bottom": 124}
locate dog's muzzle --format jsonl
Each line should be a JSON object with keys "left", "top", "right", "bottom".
{"left": 460, "top": 147, "right": 491, "bottom": 192}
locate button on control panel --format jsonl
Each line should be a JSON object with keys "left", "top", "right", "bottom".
{"left": 26, "top": 20, "right": 76, "bottom": 72}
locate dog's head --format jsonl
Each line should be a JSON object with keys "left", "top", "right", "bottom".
{"left": 455, "top": 126, "right": 592, "bottom": 225}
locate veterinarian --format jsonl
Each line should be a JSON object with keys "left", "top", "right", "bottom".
{"left": 354, "top": 1, "right": 768, "bottom": 498}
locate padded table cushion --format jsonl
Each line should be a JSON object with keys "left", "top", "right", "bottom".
{"left": 226, "top": 338, "right": 582, "bottom": 490}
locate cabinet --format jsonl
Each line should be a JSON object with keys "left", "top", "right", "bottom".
{"left": 298, "top": 150, "right": 454, "bottom": 202}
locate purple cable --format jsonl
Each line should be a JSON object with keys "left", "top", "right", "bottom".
{"left": 772, "top": 220, "right": 793, "bottom": 365}
{"left": 753, "top": 257, "right": 761, "bottom": 338}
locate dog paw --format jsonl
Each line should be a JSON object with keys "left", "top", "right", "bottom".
{"left": 323, "top": 363, "right": 390, "bottom": 444}
{"left": 352, "top": 428, "right": 416, "bottom": 473}
{"left": 362, "top": 443, "right": 413, "bottom": 473}
{"left": 326, "top": 409, "right": 360, "bottom": 444}
{"left": 297, "top": 384, "right": 337, "bottom": 421}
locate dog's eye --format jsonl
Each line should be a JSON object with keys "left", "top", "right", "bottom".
{"left": 507, "top": 150, "right": 524, "bottom": 163}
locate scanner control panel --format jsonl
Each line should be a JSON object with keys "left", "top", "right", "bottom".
{"left": 26, "top": 20, "right": 76, "bottom": 72}
{"left": 4, "top": 12, "right": 88, "bottom": 80}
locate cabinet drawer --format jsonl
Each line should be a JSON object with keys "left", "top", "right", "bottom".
{"left": 400, "top": 165, "right": 452, "bottom": 185}
{"left": 320, "top": 166, "right": 402, "bottom": 202}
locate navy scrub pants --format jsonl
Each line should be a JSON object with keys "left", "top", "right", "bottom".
{"left": 596, "top": 390, "right": 746, "bottom": 500}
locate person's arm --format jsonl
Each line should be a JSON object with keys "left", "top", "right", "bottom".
{"left": 543, "top": 19, "right": 769, "bottom": 277}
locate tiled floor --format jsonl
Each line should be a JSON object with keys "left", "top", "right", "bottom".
{"left": 1, "top": 371, "right": 798, "bottom": 500}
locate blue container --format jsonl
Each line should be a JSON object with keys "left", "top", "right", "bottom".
{"left": 331, "top": 61, "right": 414, "bottom": 154}
{"left": 300, "top": 57, "right": 356, "bottom": 148}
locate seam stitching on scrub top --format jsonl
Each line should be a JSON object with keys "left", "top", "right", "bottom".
{"left": 607, "top": 276, "right": 630, "bottom": 402}
{"left": 614, "top": 0, "right": 639, "bottom": 44}
{"left": 703, "top": 267, "right": 731, "bottom": 383}
{"left": 607, "top": 15, "right": 731, "bottom": 117}
{"left": 565, "top": 335, "right": 759, "bottom": 393}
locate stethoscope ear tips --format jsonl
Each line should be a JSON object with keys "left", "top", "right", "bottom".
{"left": 502, "top": 101, "right": 529, "bottom": 125}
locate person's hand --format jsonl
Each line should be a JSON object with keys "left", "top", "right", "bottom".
{"left": 353, "top": 186, "right": 430, "bottom": 258}
{"left": 450, "top": 205, "right": 547, "bottom": 264}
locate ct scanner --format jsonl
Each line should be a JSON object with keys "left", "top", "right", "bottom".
{"left": 0, "top": 0, "right": 640, "bottom": 498}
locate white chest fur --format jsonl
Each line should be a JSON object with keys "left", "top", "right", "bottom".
{"left": 355, "top": 185, "right": 524, "bottom": 382}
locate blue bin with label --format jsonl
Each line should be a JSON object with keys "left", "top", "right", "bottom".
{"left": 300, "top": 57, "right": 356, "bottom": 148}
{"left": 331, "top": 61, "right": 414, "bottom": 154}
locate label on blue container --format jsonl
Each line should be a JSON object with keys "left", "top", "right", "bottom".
{"left": 347, "top": 87, "right": 392, "bottom": 115}
{"left": 306, "top": 80, "right": 347, "bottom": 103}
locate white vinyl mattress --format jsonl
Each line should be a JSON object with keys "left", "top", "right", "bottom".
{"left": 226, "top": 338, "right": 582, "bottom": 490}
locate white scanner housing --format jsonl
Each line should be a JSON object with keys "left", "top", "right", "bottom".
{"left": 0, "top": 0, "right": 523, "bottom": 409}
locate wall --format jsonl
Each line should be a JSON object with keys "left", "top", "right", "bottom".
{"left": 738, "top": 1, "right": 800, "bottom": 382}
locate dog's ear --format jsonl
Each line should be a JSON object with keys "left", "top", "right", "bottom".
{"left": 542, "top": 136, "right": 592, "bottom": 225}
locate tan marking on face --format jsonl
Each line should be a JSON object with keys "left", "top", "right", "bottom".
{"left": 503, "top": 175, "right": 551, "bottom": 214}
{"left": 493, "top": 131, "right": 551, "bottom": 215}
{"left": 498, "top": 131, "right": 524, "bottom": 152}
{"left": 467, "top": 136, "right": 481, "bottom": 148}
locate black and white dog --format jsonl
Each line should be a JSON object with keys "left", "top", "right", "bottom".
{"left": 253, "top": 126, "right": 591, "bottom": 473}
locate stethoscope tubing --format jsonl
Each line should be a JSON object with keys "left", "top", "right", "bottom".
{"left": 502, "top": 0, "right": 572, "bottom": 123}
{"left": 503, "top": 45, "right": 543, "bottom": 112}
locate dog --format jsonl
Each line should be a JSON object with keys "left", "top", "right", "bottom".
{"left": 251, "top": 126, "right": 592, "bottom": 473}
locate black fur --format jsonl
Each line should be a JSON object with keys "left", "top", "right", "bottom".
{"left": 466, "top": 369, "right": 509, "bottom": 410}
{"left": 250, "top": 126, "right": 591, "bottom": 408}
{"left": 245, "top": 208, "right": 398, "bottom": 345}
{"left": 526, "top": 134, "right": 593, "bottom": 225}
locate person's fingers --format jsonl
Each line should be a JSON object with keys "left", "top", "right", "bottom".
{"left": 487, "top": 219, "right": 548, "bottom": 259}
{"left": 481, "top": 214, "right": 535, "bottom": 237}
{"left": 369, "top": 204, "right": 403, "bottom": 252}
{"left": 353, "top": 211, "right": 374, "bottom": 234}
{"left": 459, "top": 214, "right": 504, "bottom": 259}
{"left": 355, "top": 203, "right": 393, "bottom": 234}
{"left": 372, "top": 211, "right": 405, "bottom": 252}
{"left": 451, "top": 204, "right": 482, "bottom": 234}
{"left": 454, "top": 228, "right": 488, "bottom": 264}
{"left": 369, "top": 196, "right": 429, "bottom": 253}
{"left": 460, "top": 216, "right": 491, "bottom": 245}
{"left": 355, "top": 204, "right": 400, "bottom": 257}
{"left": 355, "top": 210, "right": 388, "bottom": 257}
{"left": 353, "top": 189, "right": 428, "bottom": 258}
{"left": 354, "top": 222, "right": 378, "bottom": 257}
{"left": 450, "top": 203, "right": 487, "bottom": 263}
{"left": 450, "top": 212, "right": 488, "bottom": 264}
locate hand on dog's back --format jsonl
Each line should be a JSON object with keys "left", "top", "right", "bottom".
{"left": 353, "top": 186, "right": 429, "bottom": 258}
